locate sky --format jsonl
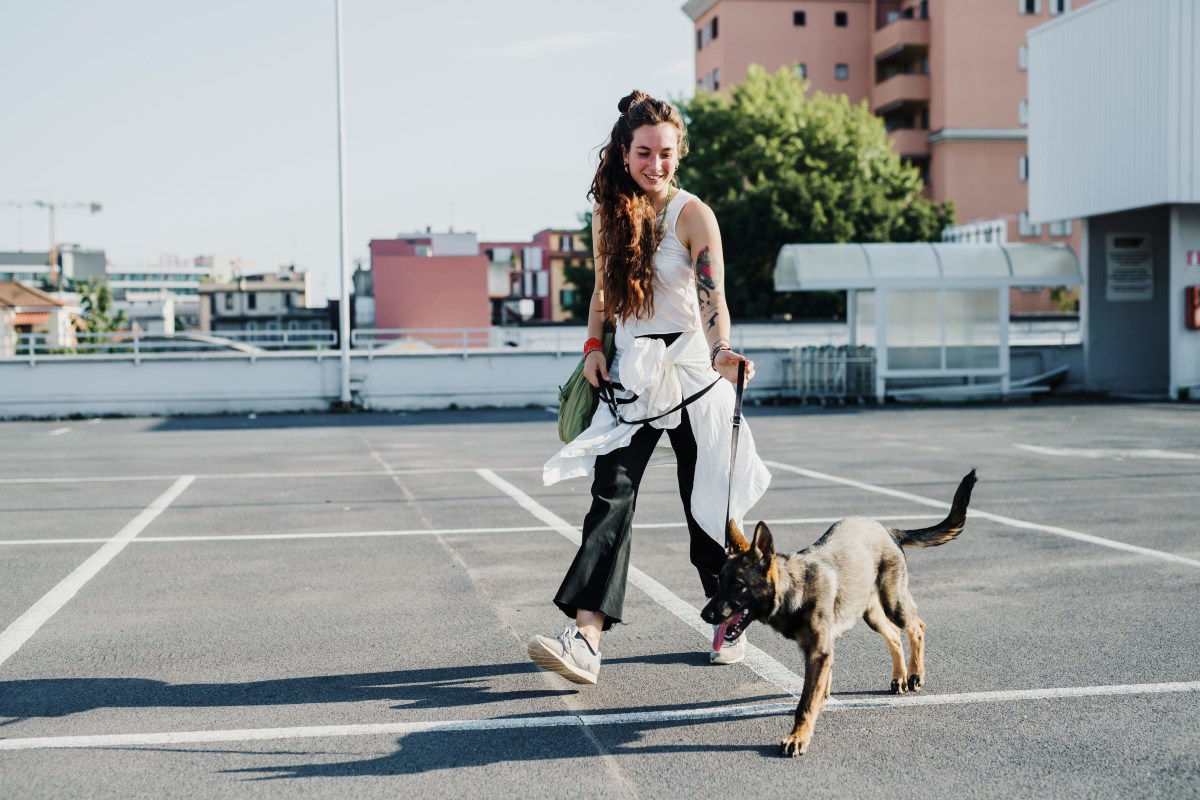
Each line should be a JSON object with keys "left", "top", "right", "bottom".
{"left": 0, "top": 0, "right": 697, "bottom": 300}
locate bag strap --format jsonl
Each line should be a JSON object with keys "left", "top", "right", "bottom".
{"left": 724, "top": 361, "right": 747, "bottom": 555}
{"left": 597, "top": 376, "right": 722, "bottom": 427}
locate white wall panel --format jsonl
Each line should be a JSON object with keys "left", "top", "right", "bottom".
{"left": 1029, "top": 0, "right": 1199, "bottom": 222}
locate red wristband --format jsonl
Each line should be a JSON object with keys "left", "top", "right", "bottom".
{"left": 583, "top": 337, "right": 602, "bottom": 355}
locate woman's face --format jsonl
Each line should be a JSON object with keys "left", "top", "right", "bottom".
{"left": 624, "top": 122, "right": 679, "bottom": 199}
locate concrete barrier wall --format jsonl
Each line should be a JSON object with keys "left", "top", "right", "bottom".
{"left": 0, "top": 344, "right": 1081, "bottom": 419}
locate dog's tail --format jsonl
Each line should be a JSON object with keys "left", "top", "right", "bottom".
{"left": 891, "top": 469, "right": 977, "bottom": 548}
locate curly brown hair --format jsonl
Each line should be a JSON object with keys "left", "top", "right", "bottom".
{"left": 589, "top": 90, "right": 689, "bottom": 323}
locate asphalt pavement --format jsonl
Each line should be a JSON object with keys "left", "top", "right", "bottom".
{"left": 1, "top": 400, "right": 1197, "bottom": 798}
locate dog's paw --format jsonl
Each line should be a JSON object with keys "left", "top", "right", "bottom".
{"left": 907, "top": 674, "right": 924, "bottom": 692}
{"left": 780, "top": 733, "right": 809, "bottom": 757}
{"left": 890, "top": 678, "right": 907, "bottom": 695}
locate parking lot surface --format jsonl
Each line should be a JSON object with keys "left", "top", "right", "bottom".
{"left": 1, "top": 401, "right": 1197, "bottom": 798}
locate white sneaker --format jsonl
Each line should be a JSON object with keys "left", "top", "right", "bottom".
{"left": 527, "top": 625, "right": 601, "bottom": 685}
{"left": 710, "top": 626, "right": 747, "bottom": 665}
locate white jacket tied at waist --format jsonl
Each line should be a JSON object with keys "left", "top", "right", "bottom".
{"left": 544, "top": 326, "right": 771, "bottom": 546}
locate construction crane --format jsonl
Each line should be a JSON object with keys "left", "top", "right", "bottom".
{"left": 3, "top": 200, "right": 103, "bottom": 288}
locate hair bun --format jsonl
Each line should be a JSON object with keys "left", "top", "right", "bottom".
{"left": 618, "top": 90, "right": 649, "bottom": 115}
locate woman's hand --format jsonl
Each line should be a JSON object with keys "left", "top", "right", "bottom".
{"left": 713, "top": 348, "right": 754, "bottom": 385}
{"left": 584, "top": 349, "right": 610, "bottom": 388}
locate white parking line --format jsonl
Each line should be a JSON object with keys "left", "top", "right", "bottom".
{"left": 0, "top": 516, "right": 946, "bottom": 548}
{"left": 0, "top": 467, "right": 543, "bottom": 485}
{"left": 1015, "top": 443, "right": 1200, "bottom": 460}
{"left": 2, "top": 680, "right": 1196, "bottom": 751}
{"left": 0, "top": 476, "right": 195, "bottom": 669}
{"left": 475, "top": 468, "right": 808, "bottom": 696}
{"left": 764, "top": 461, "right": 1200, "bottom": 569}
{"left": 47, "top": 427, "right": 71, "bottom": 436}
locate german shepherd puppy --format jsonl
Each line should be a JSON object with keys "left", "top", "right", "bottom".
{"left": 701, "top": 470, "right": 977, "bottom": 757}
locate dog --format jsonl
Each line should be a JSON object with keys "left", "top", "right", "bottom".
{"left": 700, "top": 469, "right": 977, "bottom": 757}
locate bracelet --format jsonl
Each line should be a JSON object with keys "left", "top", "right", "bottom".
{"left": 710, "top": 340, "right": 732, "bottom": 367}
{"left": 583, "top": 337, "right": 603, "bottom": 356}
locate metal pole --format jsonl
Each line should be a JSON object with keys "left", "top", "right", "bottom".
{"left": 334, "top": 0, "right": 351, "bottom": 404}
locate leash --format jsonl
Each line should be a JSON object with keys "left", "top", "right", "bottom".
{"left": 724, "top": 360, "right": 747, "bottom": 554}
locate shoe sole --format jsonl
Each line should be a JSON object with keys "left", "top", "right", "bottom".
{"left": 710, "top": 647, "right": 747, "bottom": 665}
{"left": 527, "top": 636, "right": 598, "bottom": 685}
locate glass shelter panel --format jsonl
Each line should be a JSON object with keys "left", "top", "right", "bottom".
{"left": 854, "top": 290, "right": 875, "bottom": 347}
{"left": 865, "top": 244, "right": 940, "bottom": 280}
{"left": 886, "top": 290, "right": 941, "bottom": 369}
{"left": 933, "top": 244, "right": 1011, "bottom": 280}
{"left": 944, "top": 289, "right": 1001, "bottom": 369}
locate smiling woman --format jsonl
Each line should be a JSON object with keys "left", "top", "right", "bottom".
{"left": 526, "top": 90, "right": 772, "bottom": 686}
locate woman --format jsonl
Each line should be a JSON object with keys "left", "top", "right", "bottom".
{"left": 527, "top": 91, "right": 771, "bottom": 685}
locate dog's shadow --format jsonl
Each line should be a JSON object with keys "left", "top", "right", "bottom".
{"left": 225, "top": 706, "right": 782, "bottom": 780}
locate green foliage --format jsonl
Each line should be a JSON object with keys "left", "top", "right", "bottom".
{"left": 675, "top": 65, "right": 954, "bottom": 319}
{"left": 74, "top": 279, "right": 128, "bottom": 334}
{"left": 561, "top": 210, "right": 596, "bottom": 321}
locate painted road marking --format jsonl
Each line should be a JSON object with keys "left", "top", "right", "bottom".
{"left": 1015, "top": 443, "right": 1200, "bottom": 461}
{"left": 2, "top": 680, "right": 1197, "bottom": 751}
{"left": 0, "top": 476, "right": 195, "bottom": 669}
{"left": 0, "top": 516, "right": 946, "bottom": 547}
{"left": 0, "top": 467, "right": 544, "bottom": 485}
{"left": 475, "top": 468, "right": 808, "bottom": 696}
{"left": 47, "top": 427, "right": 71, "bottom": 436}
{"left": 764, "top": 461, "right": 1200, "bottom": 569}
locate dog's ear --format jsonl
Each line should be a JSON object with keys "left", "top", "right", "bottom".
{"left": 726, "top": 520, "right": 750, "bottom": 554}
{"left": 750, "top": 521, "right": 775, "bottom": 560}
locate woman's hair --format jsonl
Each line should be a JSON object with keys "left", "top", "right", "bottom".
{"left": 589, "top": 90, "right": 689, "bottom": 323}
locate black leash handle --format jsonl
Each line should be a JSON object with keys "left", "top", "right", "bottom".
{"left": 724, "top": 360, "right": 747, "bottom": 554}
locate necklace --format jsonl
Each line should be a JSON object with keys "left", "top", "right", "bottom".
{"left": 654, "top": 185, "right": 675, "bottom": 251}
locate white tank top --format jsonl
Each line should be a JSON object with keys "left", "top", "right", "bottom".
{"left": 620, "top": 188, "right": 700, "bottom": 336}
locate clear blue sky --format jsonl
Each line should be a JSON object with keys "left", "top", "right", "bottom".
{"left": 0, "top": 0, "right": 695, "bottom": 299}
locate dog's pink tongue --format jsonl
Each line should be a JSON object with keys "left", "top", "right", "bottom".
{"left": 712, "top": 619, "right": 732, "bottom": 653}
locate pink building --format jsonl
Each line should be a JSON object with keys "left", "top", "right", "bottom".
{"left": 369, "top": 237, "right": 490, "bottom": 342}
{"left": 684, "top": 0, "right": 1091, "bottom": 312}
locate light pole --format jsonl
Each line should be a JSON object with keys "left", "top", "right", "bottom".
{"left": 3, "top": 200, "right": 102, "bottom": 289}
{"left": 334, "top": 0, "right": 352, "bottom": 405}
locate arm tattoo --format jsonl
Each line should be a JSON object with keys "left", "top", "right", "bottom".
{"left": 694, "top": 246, "right": 721, "bottom": 330}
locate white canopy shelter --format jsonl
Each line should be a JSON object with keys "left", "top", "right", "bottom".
{"left": 774, "top": 243, "right": 1082, "bottom": 400}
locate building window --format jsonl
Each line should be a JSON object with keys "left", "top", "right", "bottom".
{"left": 795, "top": 62, "right": 807, "bottom": 79}
{"left": 247, "top": 293, "right": 257, "bottom": 310}
{"left": 710, "top": 16, "right": 718, "bottom": 39}
{"left": 1049, "top": 219, "right": 1073, "bottom": 237}
{"left": 561, "top": 289, "right": 576, "bottom": 308}
{"left": 835, "top": 11, "right": 848, "bottom": 27}
{"left": 1019, "top": 155, "right": 1029, "bottom": 182}
{"left": 224, "top": 293, "right": 234, "bottom": 311}
{"left": 287, "top": 320, "right": 300, "bottom": 331}
{"left": 712, "top": 67, "right": 720, "bottom": 91}
{"left": 835, "top": 63, "right": 849, "bottom": 80}
{"left": 920, "top": 107, "right": 929, "bottom": 129}
{"left": 560, "top": 234, "right": 572, "bottom": 252}
{"left": 1018, "top": 99, "right": 1029, "bottom": 126}
{"left": 1020, "top": 0, "right": 1041, "bottom": 14}
{"left": 1049, "top": 0, "right": 1069, "bottom": 13}
{"left": 793, "top": 10, "right": 806, "bottom": 26}
{"left": 1018, "top": 44, "right": 1028, "bottom": 71}
{"left": 1018, "top": 211, "right": 1042, "bottom": 238}
{"left": 696, "top": 28, "right": 703, "bottom": 51}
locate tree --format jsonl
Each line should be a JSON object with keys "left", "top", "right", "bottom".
{"left": 675, "top": 65, "right": 954, "bottom": 319}
{"left": 561, "top": 211, "right": 595, "bottom": 321}
{"left": 74, "top": 279, "right": 127, "bottom": 334}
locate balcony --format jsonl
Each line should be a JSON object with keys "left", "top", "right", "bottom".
{"left": 887, "top": 128, "right": 930, "bottom": 157}
{"left": 872, "top": 18, "right": 929, "bottom": 60}
{"left": 872, "top": 73, "right": 929, "bottom": 114}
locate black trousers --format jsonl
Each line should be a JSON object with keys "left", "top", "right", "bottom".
{"left": 553, "top": 406, "right": 727, "bottom": 631}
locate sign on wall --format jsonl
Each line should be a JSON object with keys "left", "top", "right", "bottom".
{"left": 1105, "top": 234, "right": 1153, "bottom": 302}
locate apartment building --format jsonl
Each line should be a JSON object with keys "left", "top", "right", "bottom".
{"left": 197, "top": 266, "right": 328, "bottom": 336}
{"left": 531, "top": 228, "right": 593, "bottom": 322}
{"left": 683, "top": 0, "right": 1088, "bottom": 299}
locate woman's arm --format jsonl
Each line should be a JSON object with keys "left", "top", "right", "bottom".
{"left": 678, "top": 200, "right": 755, "bottom": 384}
{"left": 583, "top": 209, "right": 610, "bottom": 388}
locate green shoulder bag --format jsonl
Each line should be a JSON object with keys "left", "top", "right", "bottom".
{"left": 557, "top": 327, "right": 615, "bottom": 443}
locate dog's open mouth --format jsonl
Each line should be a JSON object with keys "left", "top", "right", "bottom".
{"left": 711, "top": 608, "right": 752, "bottom": 653}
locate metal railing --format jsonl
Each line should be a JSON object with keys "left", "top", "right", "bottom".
{"left": 4, "top": 330, "right": 337, "bottom": 363}
{"left": 784, "top": 345, "right": 877, "bottom": 403}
